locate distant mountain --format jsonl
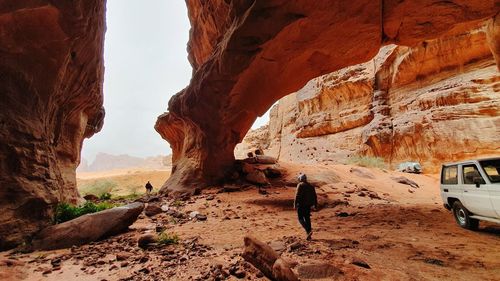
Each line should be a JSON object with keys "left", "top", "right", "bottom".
{"left": 77, "top": 153, "right": 171, "bottom": 173}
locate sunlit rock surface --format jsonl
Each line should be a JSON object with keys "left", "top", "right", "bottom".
{"left": 156, "top": 0, "right": 497, "bottom": 192}
{"left": 0, "top": 1, "right": 106, "bottom": 249}
{"left": 238, "top": 21, "right": 500, "bottom": 172}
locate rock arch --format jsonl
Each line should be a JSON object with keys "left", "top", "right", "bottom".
{"left": 155, "top": 0, "right": 498, "bottom": 194}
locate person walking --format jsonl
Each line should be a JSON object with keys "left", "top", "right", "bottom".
{"left": 294, "top": 173, "right": 317, "bottom": 240}
{"left": 145, "top": 181, "right": 153, "bottom": 193}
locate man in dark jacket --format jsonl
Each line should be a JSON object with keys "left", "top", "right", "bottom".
{"left": 294, "top": 173, "right": 317, "bottom": 240}
{"left": 145, "top": 181, "right": 153, "bottom": 193}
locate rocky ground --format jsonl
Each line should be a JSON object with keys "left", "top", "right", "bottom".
{"left": 1, "top": 163, "right": 499, "bottom": 281}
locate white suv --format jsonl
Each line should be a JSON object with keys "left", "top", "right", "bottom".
{"left": 440, "top": 157, "right": 500, "bottom": 230}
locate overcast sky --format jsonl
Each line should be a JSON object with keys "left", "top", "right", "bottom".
{"left": 81, "top": 0, "right": 269, "bottom": 162}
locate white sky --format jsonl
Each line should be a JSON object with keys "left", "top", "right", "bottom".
{"left": 81, "top": 0, "right": 269, "bottom": 162}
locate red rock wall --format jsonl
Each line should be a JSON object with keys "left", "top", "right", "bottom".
{"left": 0, "top": 1, "right": 106, "bottom": 249}
{"left": 156, "top": 0, "right": 497, "bottom": 194}
{"left": 240, "top": 21, "right": 499, "bottom": 172}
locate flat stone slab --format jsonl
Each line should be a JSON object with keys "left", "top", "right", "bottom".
{"left": 32, "top": 202, "right": 144, "bottom": 250}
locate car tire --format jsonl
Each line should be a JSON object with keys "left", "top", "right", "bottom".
{"left": 452, "top": 201, "right": 479, "bottom": 230}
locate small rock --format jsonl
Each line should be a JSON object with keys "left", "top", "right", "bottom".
{"left": 424, "top": 258, "right": 444, "bottom": 266}
{"left": 42, "top": 268, "right": 52, "bottom": 275}
{"left": 391, "top": 176, "right": 419, "bottom": 188}
{"left": 206, "top": 195, "right": 215, "bottom": 201}
{"left": 161, "top": 204, "right": 169, "bottom": 211}
{"left": 83, "top": 194, "right": 99, "bottom": 201}
{"left": 352, "top": 260, "right": 371, "bottom": 269}
{"left": 115, "top": 252, "right": 132, "bottom": 261}
{"left": 138, "top": 234, "right": 158, "bottom": 249}
{"left": 0, "top": 259, "right": 25, "bottom": 267}
{"left": 145, "top": 204, "right": 163, "bottom": 217}
{"left": 196, "top": 214, "right": 207, "bottom": 221}
{"left": 189, "top": 211, "right": 200, "bottom": 218}
{"left": 336, "top": 212, "right": 350, "bottom": 217}
{"left": 223, "top": 185, "right": 243, "bottom": 192}
{"left": 229, "top": 266, "right": 246, "bottom": 278}
{"left": 156, "top": 224, "right": 166, "bottom": 233}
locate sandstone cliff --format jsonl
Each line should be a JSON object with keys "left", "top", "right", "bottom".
{"left": 156, "top": 0, "right": 498, "bottom": 193}
{"left": 237, "top": 22, "right": 500, "bottom": 172}
{"left": 0, "top": 1, "right": 106, "bottom": 249}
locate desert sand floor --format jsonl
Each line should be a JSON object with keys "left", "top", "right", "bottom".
{"left": 1, "top": 163, "right": 499, "bottom": 281}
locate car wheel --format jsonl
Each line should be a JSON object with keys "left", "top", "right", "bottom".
{"left": 452, "top": 201, "right": 479, "bottom": 230}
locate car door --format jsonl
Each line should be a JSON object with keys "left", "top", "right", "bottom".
{"left": 460, "top": 163, "right": 496, "bottom": 217}
{"left": 479, "top": 159, "right": 500, "bottom": 217}
{"left": 440, "top": 165, "right": 461, "bottom": 204}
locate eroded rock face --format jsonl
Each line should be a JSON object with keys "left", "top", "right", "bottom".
{"left": 156, "top": 0, "right": 497, "bottom": 192}
{"left": 240, "top": 21, "right": 499, "bottom": 172}
{"left": 0, "top": 1, "right": 105, "bottom": 249}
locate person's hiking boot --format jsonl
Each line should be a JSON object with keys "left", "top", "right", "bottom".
{"left": 306, "top": 231, "right": 313, "bottom": 241}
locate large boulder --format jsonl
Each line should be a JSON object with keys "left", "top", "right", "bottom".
{"left": 32, "top": 202, "right": 144, "bottom": 250}
{"left": 255, "top": 155, "right": 278, "bottom": 165}
{"left": 246, "top": 170, "right": 269, "bottom": 186}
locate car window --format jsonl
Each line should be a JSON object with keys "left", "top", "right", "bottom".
{"left": 479, "top": 160, "right": 500, "bottom": 183}
{"left": 442, "top": 166, "right": 457, "bottom": 184}
{"left": 462, "top": 165, "right": 486, "bottom": 184}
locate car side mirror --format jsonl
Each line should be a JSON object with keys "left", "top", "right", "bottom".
{"left": 473, "top": 177, "right": 482, "bottom": 188}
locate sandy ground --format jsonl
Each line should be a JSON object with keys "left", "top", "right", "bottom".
{"left": 77, "top": 169, "right": 170, "bottom": 197}
{"left": 1, "top": 163, "right": 499, "bottom": 280}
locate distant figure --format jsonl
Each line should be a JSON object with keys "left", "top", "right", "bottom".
{"left": 145, "top": 181, "right": 153, "bottom": 193}
{"left": 294, "top": 173, "right": 317, "bottom": 240}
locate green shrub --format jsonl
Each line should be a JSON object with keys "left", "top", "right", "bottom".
{"left": 347, "top": 155, "right": 387, "bottom": 169}
{"left": 157, "top": 232, "right": 179, "bottom": 245}
{"left": 113, "top": 192, "right": 141, "bottom": 201}
{"left": 171, "top": 200, "right": 184, "bottom": 207}
{"left": 99, "top": 192, "right": 112, "bottom": 200}
{"left": 54, "top": 201, "right": 119, "bottom": 224}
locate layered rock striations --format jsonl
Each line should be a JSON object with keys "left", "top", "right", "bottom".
{"left": 239, "top": 21, "right": 499, "bottom": 172}
{"left": 156, "top": 0, "right": 498, "bottom": 192}
{"left": 0, "top": 1, "right": 106, "bottom": 249}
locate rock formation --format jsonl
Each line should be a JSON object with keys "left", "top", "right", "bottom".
{"left": 0, "top": 0, "right": 498, "bottom": 250}
{"left": 0, "top": 1, "right": 106, "bottom": 249}
{"left": 156, "top": 0, "right": 498, "bottom": 192}
{"left": 239, "top": 20, "right": 499, "bottom": 172}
